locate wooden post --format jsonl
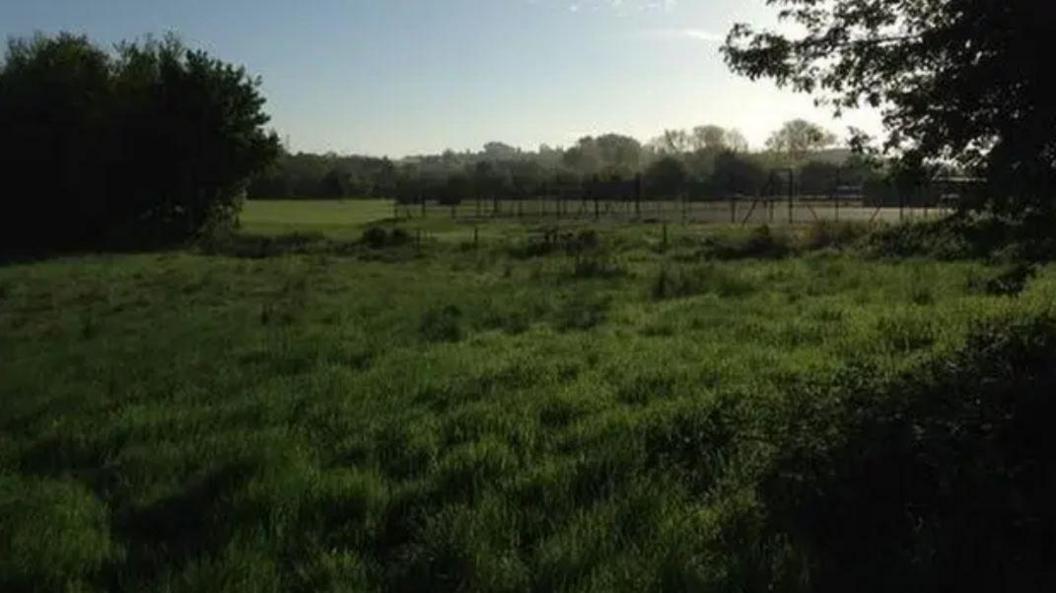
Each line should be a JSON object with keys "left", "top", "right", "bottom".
{"left": 474, "top": 226, "right": 479, "bottom": 249}
{"left": 834, "top": 168, "right": 841, "bottom": 223}
{"left": 593, "top": 176, "right": 600, "bottom": 221}
{"left": 635, "top": 174, "right": 642, "bottom": 219}
{"left": 661, "top": 223, "right": 668, "bottom": 253}
{"left": 730, "top": 197, "right": 736, "bottom": 224}
{"left": 787, "top": 171, "right": 794, "bottom": 225}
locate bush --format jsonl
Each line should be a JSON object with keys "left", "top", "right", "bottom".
{"left": 420, "top": 305, "right": 464, "bottom": 343}
{"left": 0, "top": 33, "right": 279, "bottom": 252}
{"left": 758, "top": 313, "right": 1056, "bottom": 592}
{"left": 802, "top": 220, "right": 872, "bottom": 251}
{"left": 967, "top": 263, "right": 1037, "bottom": 296}
{"left": 704, "top": 226, "right": 793, "bottom": 260}
{"left": 860, "top": 216, "right": 1056, "bottom": 261}
{"left": 362, "top": 227, "right": 390, "bottom": 249}
{"left": 362, "top": 226, "right": 411, "bottom": 249}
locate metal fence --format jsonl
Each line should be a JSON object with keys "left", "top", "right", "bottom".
{"left": 395, "top": 194, "right": 953, "bottom": 226}
{"left": 393, "top": 171, "right": 973, "bottom": 225}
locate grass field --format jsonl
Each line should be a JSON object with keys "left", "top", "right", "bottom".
{"left": 2, "top": 203, "right": 1054, "bottom": 592}
{"left": 240, "top": 199, "right": 395, "bottom": 238}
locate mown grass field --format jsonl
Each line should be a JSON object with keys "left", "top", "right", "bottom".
{"left": 240, "top": 200, "right": 396, "bottom": 238}
{"left": 2, "top": 202, "right": 1054, "bottom": 592}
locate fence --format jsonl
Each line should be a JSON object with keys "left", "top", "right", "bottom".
{"left": 394, "top": 172, "right": 963, "bottom": 225}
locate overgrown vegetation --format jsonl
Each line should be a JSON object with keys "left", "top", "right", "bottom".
{"left": 3, "top": 211, "right": 1054, "bottom": 592}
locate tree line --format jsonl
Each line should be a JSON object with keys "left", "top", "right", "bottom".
{"left": 247, "top": 119, "right": 898, "bottom": 203}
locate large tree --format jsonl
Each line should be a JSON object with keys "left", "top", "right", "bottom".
{"left": 766, "top": 119, "right": 837, "bottom": 160}
{"left": 723, "top": 0, "right": 1056, "bottom": 217}
{"left": 0, "top": 33, "right": 279, "bottom": 251}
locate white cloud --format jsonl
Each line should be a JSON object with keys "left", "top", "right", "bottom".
{"left": 639, "top": 28, "right": 727, "bottom": 43}
{"left": 564, "top": 0, "right": 678, "bottom": 14}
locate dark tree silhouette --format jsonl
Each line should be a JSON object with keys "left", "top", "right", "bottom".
{"left": 0, "top": 34, "right": 280, "bottom": 252}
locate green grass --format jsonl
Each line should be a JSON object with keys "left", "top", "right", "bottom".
{"left": 240, "top": 199, "right": 396, "bottom": 238}
{"left": 2, "top": 205, "right": 1055, "bottom": 592}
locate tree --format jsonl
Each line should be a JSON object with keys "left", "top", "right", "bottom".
{"left": 691, "top": 125, "right": 724, "bottom": 151}
{"left": 724, "top": 129, "right": 750, "bottom": 153}
{"left": 562, "top": 137, "right": 602, "bottom": 177}
{"left": 723, "top": 0, "right": 1056, "bottom": 216}
{"left": 483, "top": 141, "right": 519, "bottom": 160}
{"left": 594, "top": 134, "right": 642, "bottom": 178}
{"left": 713, "top": 151, "right": 767, "bottom": 195}
{"left": 650, "top": 129, "right": 693, "bottom": 155}
{"left": 644, "top": 157, "right": 687, "bottom": 197}
{"left": 766, "top": 119, "right": 837, "bottom": 160}
{"left": 0, "top": 33, "right": 279, "bottom": 251}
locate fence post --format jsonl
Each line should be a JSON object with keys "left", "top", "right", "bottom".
{"left": 635, "top": 174, "right": 642, "bottom": 219}
{"left": 474, "top": 226, "right": 479, "bottom": 249}
{"left": 787, "top": 171, "right": 795, "bottom": 225}
{"left": 591, "top": 176, "right": 599, "bottom": 221}
{"left": 420, "top": 194, "right": 425, "bottom": 218}
{"left": 899, "top": 190, "right": 905, "bottom": 222}
{"left": 730, "top": 196, "right": 736, "bottom": 224}
{"left": 834, "top": 168, "right": 841, "bottom": 223}
{"left": 661, "top": 223, "right": 668, "bottom": 253}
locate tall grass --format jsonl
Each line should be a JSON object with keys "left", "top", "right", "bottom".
{"left": 1, "top": 220, "right": 1054, "bottom": 592}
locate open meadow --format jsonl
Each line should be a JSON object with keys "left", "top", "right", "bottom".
{"left": 2, "top": 200, "right": 1054, "bottom": 592}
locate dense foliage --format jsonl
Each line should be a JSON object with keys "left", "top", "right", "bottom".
{"left": 723, "top": 0, "right": 1056, "bottom": 217}
{"left": 0, "top": 34, "right": 280, "bottom": 252}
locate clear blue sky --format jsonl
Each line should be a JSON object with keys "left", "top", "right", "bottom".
{"left": 2, "top": 0, "right": 882, "bottom": 157}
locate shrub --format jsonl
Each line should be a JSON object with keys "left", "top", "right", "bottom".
{"left": 0, "top": 33, "right": 279, "bottom": 252}
{"left": 705, "top": 225, "right": 793, "bottom": 260}
{"left": 758, "top": 313, "right": 1056, "bottom": 592}
{"left": 420, "top": 305, "right": 464, "bottom": 343}
{"left": 362, "top": 227, "right": 391, "bottom": 249}
{"left": 967, "top": 263, "right": 1037, "bottom": 296}
{"left": 802, "top": 220, "right": 872, "bottom": 251}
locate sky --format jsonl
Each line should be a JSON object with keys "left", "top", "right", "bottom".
{"left": 1, "top": 0, "right": 884, "bottom": 157}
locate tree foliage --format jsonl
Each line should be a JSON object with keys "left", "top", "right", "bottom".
{"left": 723, "top": 0, "right": 1056, "bottom": 216}
{"left": 0, "top": 33, "right": 279, "bottom": 251}
{"left": 766, "top": 119, "right": 837, "bottom": 160}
